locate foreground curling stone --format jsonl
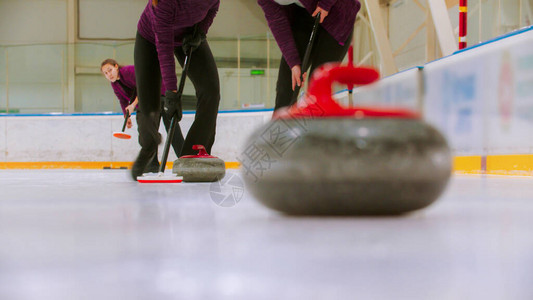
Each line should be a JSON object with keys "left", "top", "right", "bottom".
{"left": 173, "top": 145, "right": 226, "bottom": 182}
{"left": 241, "top": 64, "right": 452, "bottom": 215}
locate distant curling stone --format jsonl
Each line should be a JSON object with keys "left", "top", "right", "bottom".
{"left": 241, "top": 63, "right": 452, "bottom": 215}
{"left": 173, "top": 145, "right": 225, "bottom": 182}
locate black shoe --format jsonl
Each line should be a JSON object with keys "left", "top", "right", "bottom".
{"left": 131, "top": 148, "right": 156, "bottom": 181}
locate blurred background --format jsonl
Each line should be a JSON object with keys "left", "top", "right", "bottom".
{"left": 0, "top": 0, "right": 532, "bottom": 114}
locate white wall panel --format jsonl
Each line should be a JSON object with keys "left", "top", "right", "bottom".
{"left": 211, "top": 112, "right": 270, "bottom": 162}
{"left": 77, "top": 0, "right": 268, "bottom": 40}
{"left": 5, "top": 116, "right": 112, "bottom": 161}
{"left": 351, "top": 67, "right": 422, "bottom": 111}
{"left": 484, "top": 33, "right": 533, "bottom": 154}
{"left": 423, "top": 51, "right": 491, "bottom": 155}
{"left": 1, "top": 111, "right": 271, "bottom": 163}
{"left": 0, "top": 117, "right": 5, "bottom": 162}
{"left": 78, "top": 0, "right": 147, "bottom": 39}
{"left": 424, "top": 28, "right": 533, "bottom": 155}
{"left": 0, "top": 0, "right": 67, "bottom": 44}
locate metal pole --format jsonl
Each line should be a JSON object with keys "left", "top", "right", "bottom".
{"left": 61, "top": 49, "right": 65, "bottom": 112}
{"left": 459, "top": 0, "right": 468, "bottom": 49}
{"left": 237, "top": 36, "right": 241, "bottom": 108}
{"left": 348, "top": 45, "right": 354, "bottom": 106}
{"left": 112, "top": 45, "right": 117, "bottom": 112}
{"left": 266, "top": 32, "right": 271, "bottom": 108}
{"left": 5, "top": 49, "right": 8, "bottom": 113}
{"left": 67, "top": 0, "right": 77, "bottom": 113}
{"left": 518, "top": 0, "right": 523, "bottom": 28}
{"left": 479, "top": 0, "right": 482, "bottom": 44}
{"left": 498, "top": 0, "right": 502, "bottom": 36}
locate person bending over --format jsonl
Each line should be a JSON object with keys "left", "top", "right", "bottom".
{"left": 101, "top": 59, "right": 184, "bottom": 172}
{"left": 258, "top": 0, "right": 361, "bottom": 111}
{"left": 131, "top": 0, "right": 221, "bottom": 180}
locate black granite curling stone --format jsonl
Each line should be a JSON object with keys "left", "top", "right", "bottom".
{"left": 173, "top": 145, "right": 225, "bottom": 182}
{"left": 240, "top": 64, "right": 452, "bottom": 215}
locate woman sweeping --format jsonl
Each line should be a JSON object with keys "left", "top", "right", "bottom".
{"left": 132, "top": 0, "right": 221, "bottom": 180}
{"left": 101, "top": 59, "right": 184, "bottom": 172}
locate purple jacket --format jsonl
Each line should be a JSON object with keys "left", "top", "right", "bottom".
{"left": 258, "top": 0, "right": 360, "bottom": 68}
{"left": 137, "top": 0, "right": 220, "bottom": 92}
{"left": 111, "top": 65, "right": 165, "bottom": 115}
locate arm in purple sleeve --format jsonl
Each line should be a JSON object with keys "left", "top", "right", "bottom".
{"left": 317, "top": 0, "right": 338, "bottom": 11}
{"left": 119, "top": 65, "right": 136, "bottom": 88}
{"left": 257, "top": 0, "right": 301, "bottom": 68}
{"left": 112, "top": 85, "right": 130, "bottom": 116}
{"left": 152, "top": 0, "right": 178, "bottom": 92}
{"left": 199, "top": 0, "right": 220, "bottom": 35}
{"left": 119, "top": 66, "right": 139, "bottom": 102}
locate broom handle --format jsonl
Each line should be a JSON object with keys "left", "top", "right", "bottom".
{"left": 121, "top": 111, "right": 130, "bottom": 132}
{"left": 159, "top": 27, "right": 196, "bottom": 173}
{"left": 289, "top": 13, "right": 320, "bottom": 106}
{"left": 348, "top": 45, "right": 354, "bottom": 106}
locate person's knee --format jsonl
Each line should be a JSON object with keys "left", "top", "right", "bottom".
{"left": 138, "top": 135, "right": 159, "bottom": 150}
{"left": 137, "top": 112, "right": 161, "bottom": 148}
{"left": 196, "top": 82, "right": 220, "bottom": 104}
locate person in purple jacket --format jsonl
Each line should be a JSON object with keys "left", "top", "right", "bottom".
{"left": 258, "top": 0, "right": 360, "bottom": 111}
{"left": 100, "top": 59, "right": 185, "bottom": 172}
{"left": 132, "top": 0, "right": 220, "bottom": 180}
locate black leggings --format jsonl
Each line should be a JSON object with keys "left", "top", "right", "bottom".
{"left": 274, "top": 5, "right": 353, "bottom": 111}
{"left": 160, "top": 97, "right": 184, "bottom": 156}
{"left": 134, "top": 32, "right": 220, "bottom": 156}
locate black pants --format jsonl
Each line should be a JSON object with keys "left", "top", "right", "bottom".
{"left": 134, "top": 32, "right": 220, "bottom": 157}
{"left": 274, "top": 5, "right": 353, "bottom": 111}
{"left": 134, "top": 97, "right": 184, "bottom": 164}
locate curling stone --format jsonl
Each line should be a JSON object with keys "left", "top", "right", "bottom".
{"left": 241, "top": 63, "right": 452, "bottom": 215}
{"left": 173, "top": 145, "right": 225, "bottom": 182}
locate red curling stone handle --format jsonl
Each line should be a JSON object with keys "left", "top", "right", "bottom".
{"left": 274, "top": 63, "right": 420, "bottom": 120}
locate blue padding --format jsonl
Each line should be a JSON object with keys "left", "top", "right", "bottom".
{"left": 382, "top": 66, "right": 424, "bottom": 80}
{"left": 0, "top": 112, "right": 126, "bottom": 117}
{"left": 0, "top": 108, "right": 275, "bottom": 117}
{"left": 454, "top": 25, "right": 533, "bottom": 55}
{"left": 334, "top": 66, "right": 424, "bottom": 95}
{"left": 218, "top": 108, "right": 274, "bottom": 113}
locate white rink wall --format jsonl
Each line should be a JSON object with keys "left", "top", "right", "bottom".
{"left": 422, "top": 28, "right": 533, "bottom": 156}
{"left": 352, "top": 26, "right": 533, "bottom": 156}
{"left": 0, "top": 111, "right": 272, "bottom": 163}
{"left": 340, "top": 67, "right": 423, "bottom": 112}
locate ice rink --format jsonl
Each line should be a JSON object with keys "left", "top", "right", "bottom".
{"left": 0, "top": 169, "right": 532, "bottom": 299}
